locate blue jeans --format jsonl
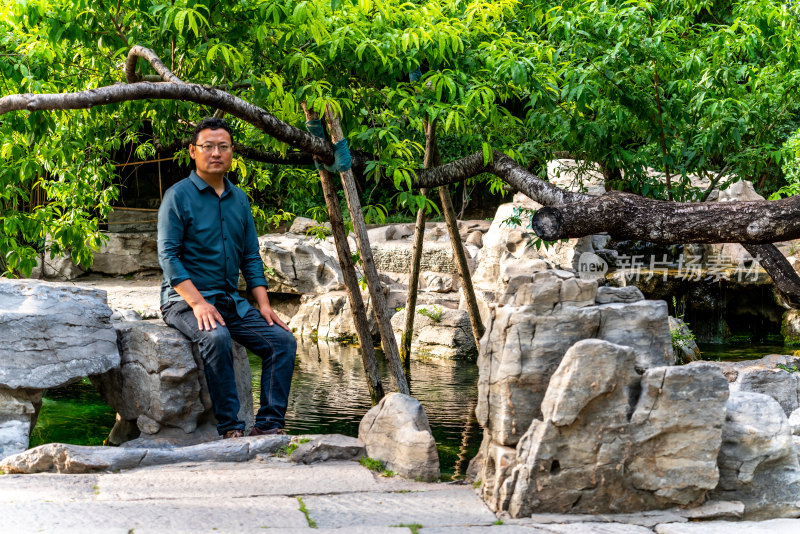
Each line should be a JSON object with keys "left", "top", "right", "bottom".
{"left": 162, "top": 295, "right": 297, "bottom": 435}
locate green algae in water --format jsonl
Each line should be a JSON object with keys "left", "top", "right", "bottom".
{"left": 698, "top": 343, "right": 794, "bottom": 362}
{"left": 29, "top": 378, "right": 116, "bottom": 447}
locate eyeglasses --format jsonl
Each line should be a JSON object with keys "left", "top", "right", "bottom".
{"left": 194, "top": 143, "right": 233, "bottom": 153}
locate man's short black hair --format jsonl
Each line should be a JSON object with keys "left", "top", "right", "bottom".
{"left": 190, "top": 117, "right": 234, "bottom": 144}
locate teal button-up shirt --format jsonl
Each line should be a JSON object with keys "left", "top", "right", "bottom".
{"left": 157, "top": 171, "right": 267, "bottom": 317}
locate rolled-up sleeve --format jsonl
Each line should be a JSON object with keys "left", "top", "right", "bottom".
{"left": 239, "top": 198, "right": 268, "bottom": 292}
{"left": 157, "top": 189, "right": 191, "bottom": 287}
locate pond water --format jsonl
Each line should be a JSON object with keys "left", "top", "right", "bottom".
{"left": 31, "top": 339, "right": 480, "bottom": 480}
{"left": 33, "top": 339, "right": 796, "bottom": 478}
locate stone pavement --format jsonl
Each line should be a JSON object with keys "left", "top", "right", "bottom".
{"left": 1, "top": 455, "right": 798, "bottom": 534}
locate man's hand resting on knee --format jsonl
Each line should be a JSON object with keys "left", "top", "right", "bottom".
{"left": 173, "top": 279, "right": 226, "bottom": 331}
{"left": 252, "top": 286, "right": 290, "bottom": 331}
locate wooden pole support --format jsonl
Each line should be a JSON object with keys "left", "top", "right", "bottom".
{"left": 401, "top": 187, "right": 427, "bottom": 364}
{"left": 301, "top": 103, "right": 384, "bottom": 404}
{"left": 323, "top": 106, "right": 410, "bottom": 395}
{"left": 438, "top": 186, "right": 486, "bottom": 348}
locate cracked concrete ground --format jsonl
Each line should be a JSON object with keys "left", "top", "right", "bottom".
{"left": 1, "top": 456, "right": 799, "bottom": 534}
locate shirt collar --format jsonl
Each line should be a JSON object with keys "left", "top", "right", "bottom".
{"left": 189, "top": 171, "right": 232, "bottom": 197}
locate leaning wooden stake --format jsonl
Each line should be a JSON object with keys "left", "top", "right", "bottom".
{"left": 323, "top": 107, "right": 410, "bottom": 395}
{"left": 401, "top": 121, "right": 438, "bottom": 363}
{"left": 302, "top": 104, "right": 385, "bottom": 404}
{"left": 438, "top": 183, "right": 485, "bottom": 349}
{"left": 401, "top": 191, "right": 427, "bottom": 365}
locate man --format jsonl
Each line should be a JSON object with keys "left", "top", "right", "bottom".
{"left": 158, "top": 117, "right": 296, "bottom": 439}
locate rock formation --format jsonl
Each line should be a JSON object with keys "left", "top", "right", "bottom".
{"left": 0, "top": 280, "right": 120, "bottom": 459}
{"left": 358, "top": 393, "right": 440, "bottom": 481}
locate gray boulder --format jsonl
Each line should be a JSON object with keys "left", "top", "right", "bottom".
{"left": 290, "top": 434, "right": 366, "bottom": 464}
{"left": 0, "top": 388, "right": 41, "bottom": 459}
{"left": 0, "top": 279, "right": 119, "bottom": 458}
{"left": 258, "top": 233, "right": 344, "bottom": 295}
{"left": 390, "top": 306, "right": 477, "bottom": 360}
{"left": 288, "top": 291, "right": 377, "bottom": 342}
{"left": 629, "top": 364, "right": 729, "bottom": 505}
{"left": 0, "top": 279, "right": 119, "bottom": 389}
{"left": 494, "top": 342, "right": 731, "bottom": 517}
{"left": 710, "top": 391, "right": 800, "bottom": 519}
{"left": 92, "top": 321, "right": 253, "bottom": 443}
{"left": 358, "top": 393, "right": 440, "bottom": 481}
{"left": 90, "top": 232, "right": 160, "bottom": 276}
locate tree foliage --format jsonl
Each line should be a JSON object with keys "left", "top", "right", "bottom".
{"left": 2, "top": 0, "right": 800, "bottom": 276}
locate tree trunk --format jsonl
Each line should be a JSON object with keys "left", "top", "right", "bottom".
{"left": 401, "top": 121, "right": 438, "bottom": 364}
{"left": 438, "top": 186, "right": 486, "bottom": 347}
{"left": 302, "top": 104, "right": 384, "bottom": 404}
{"left": 323, "top": 107, "right": 410, "bottom": 395}
{"left": 401, "top": 189, "right": 427, "bottom": 365}
{"left": 531, "top": 190, "right": 800, "bottom": 244}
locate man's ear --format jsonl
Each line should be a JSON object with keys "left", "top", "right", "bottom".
{"left": 188, "top": 144, "right": 196, "bottom": 160}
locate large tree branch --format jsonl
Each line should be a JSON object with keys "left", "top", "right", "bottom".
{"left": 125, "top": 45, "right": 184, "bottom": 84}
{"left": 531, "top": 190, "right": 800, "bottom": 244}
{"left": 413, "top": 150, "right": 588, "bottom": 206}
{"left": 0, "top": 82, "right": 336, "bottom": 166}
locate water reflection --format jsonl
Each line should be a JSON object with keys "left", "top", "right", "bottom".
{"left": 250, "top": 339, "right": 481, "bottom": 479}
{"left": 698, "top": 343, "right": 794, "bottom": 362}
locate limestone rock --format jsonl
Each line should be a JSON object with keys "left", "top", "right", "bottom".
{"left": 90, "top": 232, "right": 160, "bottom": 276}
{"left": 476, "top": 300, "right": 601, "bottom": 447}
{"left": 0, "top": 388, "right": 41, "bottom": 460}
{"left": 629, "top": 364, "right": 729, "bottom": 505}
{"left": 390, "top": 306, "right": 477, "bottom": 360}
{"left": 291, "top": 434, "right": 366, "bottom": 464}
{"left": 371, "top": 241, "right": 469, "bottom": 275}
{"left": 258, "top": 233, "right": 344, "bottom": 294}
{"left": 548, "top": 159, "right": 607, "bottom": 196}
{"left": 358, "top": 393, "right": 440, "bottom": 481}
{"left": 471, "top": 203, "right": 544, "bottom": 293}
{"left": 710, "top": 391, "right": 800, "bottom": 519}
{"left": 288, "top": 291, "right": 377, "bottom": 342}
{"left": 0, "top": 279, "right": 119, "bottom": 389}
{"left": 728, "top": 363, "right": 800, "bottom": 417}
{"left": 0, "top": 435, "right": 290, "bottom": 474}
{"left": 504, "top": 339, "right": 642, "bottom": 516}
{"left": 596, "top": 300, "right": 675, "bottom": 371}
{"left": 595, "top": 285, "right": 645, "bottom": 304}
{"left": 790, "top": 408, "right": 800, "bottom": 436}
{"left": 289, "top": 216, "right": 331, "bottom": 235}
{"left": 92, "top": 322, "right": 253, "bottom": 442}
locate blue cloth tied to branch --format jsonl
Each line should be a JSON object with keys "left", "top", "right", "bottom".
{"left": 305, "top": 119, "right": 352, "bottom": 173}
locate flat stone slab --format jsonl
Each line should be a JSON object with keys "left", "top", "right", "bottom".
{"left": 655, "top": 518, "right": 800, "bottom": 534}
{"left": 96, "top": 460, "right": 426, "bottom": 501}
{"left": 424, "top": 527, "right": 552, "bottom": 533}
{"left": 304, "top": 488, "right": 497, "bottom": 528}
{"left": 0, "top": 496, "right": 307, "bottom": 532}
{"left": 0, "top": 473, "right": 99, "bottom": 502}
{"left": 511, "top": 511, "right": 686, "bottom": 528}
{"left": 0, "top": 435, "right": 289, "bottom": 473}
{"left": 531, "top": 523, "right": 656, "bottom": 534}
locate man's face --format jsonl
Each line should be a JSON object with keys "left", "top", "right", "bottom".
{"left": 189, "top": 128, "right": 233, "bottom": 179}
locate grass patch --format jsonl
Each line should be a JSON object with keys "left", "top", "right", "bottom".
{"left": 92, "top": 484, "right": 100, "bottom": 495}
{"left": 297, "top": 496, "right": 317, "bottom": 528}
{"left": 392, "top": 524, "right": 422, "bottom": 534}
{"left": 472, "top": 479, "right": 482, "bottom": 489}
{"left": 493, "top": 518, "right": 504, "bottom": 525}
{"left": 359, "top": 456, "right": 396, "bottom": 477}
{"left": 277, "top": 437, "right": 311, "bottom": 458}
